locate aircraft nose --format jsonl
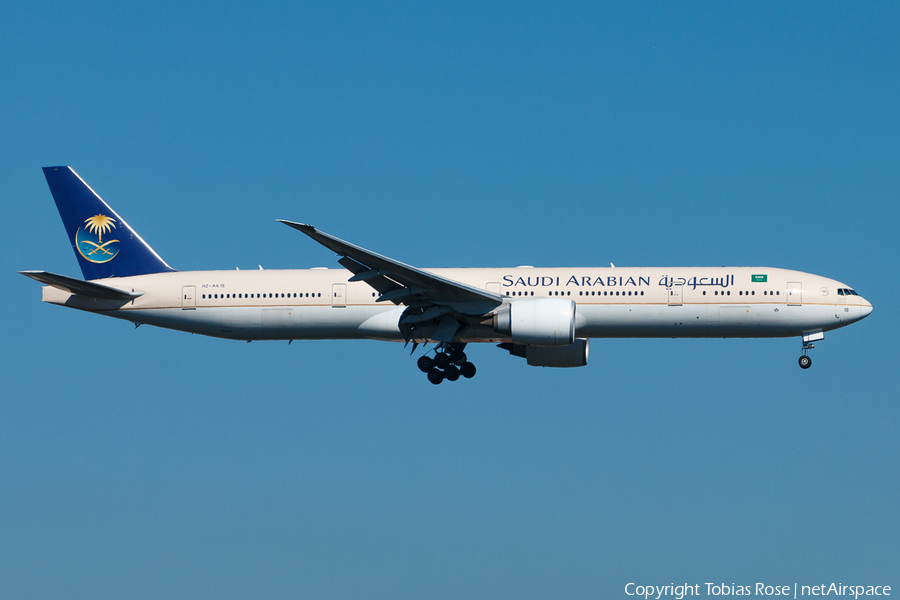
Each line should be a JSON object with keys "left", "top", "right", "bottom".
{"left": 860, "top": 301, "right": 873, "bottom": 319}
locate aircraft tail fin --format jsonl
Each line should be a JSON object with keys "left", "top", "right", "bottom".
{"left": 42, "top": 166, "right": 176, "bottom": 280}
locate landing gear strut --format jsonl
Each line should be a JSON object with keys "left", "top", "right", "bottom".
{"left": 420, "top": 343, "right": 476, "bottom": 384}
{"left": 799, "top": 341, "right": 813, "bottom": 369}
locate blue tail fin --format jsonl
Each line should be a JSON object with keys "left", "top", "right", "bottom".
{"left": 43, "top": 166, "right": 175, "bottom": 279}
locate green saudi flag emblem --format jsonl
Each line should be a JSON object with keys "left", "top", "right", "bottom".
{"left": 751, "top": 274, "right": 767, "bottom": 282}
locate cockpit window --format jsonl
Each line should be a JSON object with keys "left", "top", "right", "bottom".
{"left": 838, "top": 288, "right": 859, "bottom": 296}
{"left": 837, "top": 289, "right": 844, "bottom": 296}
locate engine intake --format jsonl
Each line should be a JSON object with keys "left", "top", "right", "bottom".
{"left": 493, "top": 298, "right": 575, "bottom": 346}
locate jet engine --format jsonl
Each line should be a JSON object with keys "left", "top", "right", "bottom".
{"left": 492, "top": 298, "right": 575, "bottom": 346}
{"left": 499, "top": 338, "right": 590, "bottom": 368}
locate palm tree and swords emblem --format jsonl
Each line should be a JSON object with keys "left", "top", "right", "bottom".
{"left": 75, "top": 214, "right": 121, "bottom": 263}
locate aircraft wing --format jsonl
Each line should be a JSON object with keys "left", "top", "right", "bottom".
{"left": 278, "top": 220, "right": 502, "bottom": 318}
{"left": 20, "top": 270, "right": 144, "bottom": 301}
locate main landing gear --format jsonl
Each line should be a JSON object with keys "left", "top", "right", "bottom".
{"left": 799, "top": 341, "right": 814, "bottom": 369}
{"left": 417, "top": 343, "right": 477, "bottom": 384}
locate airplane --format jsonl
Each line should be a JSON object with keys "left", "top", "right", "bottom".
{"left": 21, "top": 166, "right": 873, "bottom": 384}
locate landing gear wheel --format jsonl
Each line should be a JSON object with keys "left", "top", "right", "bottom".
{"left": 460, "top": 362, "right": 477, "bottom": 379}
{"left": 799, "top": 355, "right": 812, "bottom": 369}
{"left": 427, "top": 369, "right": 444, "bottom": 385}
{"left": 434, "top": 353, "right": 451, "bottom": 369}
{"left": 449, "top": 350, "right": 467, "bottom": 365}
{"left": 445, "top": 365, "right": 460, "bottom": 381}
{"left": 417, "top": 355, "right": 434, "bottom": 373}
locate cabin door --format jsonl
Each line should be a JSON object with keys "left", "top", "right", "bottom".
{"left": 787, "top": 282, "right": 802, "bottom": 306}
{"left": 182, "top": 286, "right": 196, "bottom": 310}
{"left": 332, "top": 283, "right": 347, "bottom": 307}
{"left": 667, "top": 285, "right": 683, "bottom": 306}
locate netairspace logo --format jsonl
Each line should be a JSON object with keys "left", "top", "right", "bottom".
{"left": 624, "top": 583, "right": 892, "bottom": 600}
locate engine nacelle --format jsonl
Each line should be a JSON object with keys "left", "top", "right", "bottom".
{"left": 493, "top": 298, "right": 575, "bottom": 346}
{"left": 500, "top": 338, "right": 590, "bottom": 368}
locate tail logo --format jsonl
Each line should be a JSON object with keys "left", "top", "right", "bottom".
{"left": 75, "top": 214, "right": 120, "bottom": 263}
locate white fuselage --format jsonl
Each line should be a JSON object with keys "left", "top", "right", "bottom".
{"left": 40, "top": 266, "right": 872, "bottom": 343}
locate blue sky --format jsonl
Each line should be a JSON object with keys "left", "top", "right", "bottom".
{"left": 2, "top": 2, "right": 897, "bottom": 598}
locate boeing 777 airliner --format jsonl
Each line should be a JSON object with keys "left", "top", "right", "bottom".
{"left": 22, "top": 167, "right": 873, "bottom": 384}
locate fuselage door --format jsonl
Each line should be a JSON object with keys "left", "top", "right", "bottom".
{"left": 787, "top": 282, "right": 802, "bottom": 306}
{"left": 667, "top": 285, "right": 683, "bottom": 306}
{"left": 332, "top": 283, "right": 347, "bottom": 308}
{"left": 182, "top": 286, "right": 196, "bottom": 310}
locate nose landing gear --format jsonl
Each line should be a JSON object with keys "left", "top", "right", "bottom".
{"left": 798, "top": 331, "right": 824, "bottom": 369}
{"left": 417, "top": 343, "right": 476, "bottom": 384}
{"left": 799, "top": 341, "right": 814, "bottom": 369}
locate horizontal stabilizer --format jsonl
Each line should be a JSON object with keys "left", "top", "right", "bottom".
{"left": 19, "top": 270, "right": 143, "bottom": 301}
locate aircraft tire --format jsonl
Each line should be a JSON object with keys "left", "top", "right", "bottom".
{"left": 417, "top": 355, "right": 434, "bottom": 373}
{"left": 799, "top": 355, "right": 812, "bottom": 369}
{"left": 427, "top": 368, "right": 444, "bottom": 385}
{"left": 460, "top": 362, "right": 476, "bottom": 379}
{"left": 434, "top": 353, "right": 451, "bottom": 369}
{"left": 445, "top": 365, "right": 460, "bottom": 381}
{"left": 450, "top": 350, "right": 467, "bottom": 365}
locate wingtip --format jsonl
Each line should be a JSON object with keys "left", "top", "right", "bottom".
{"left": 277, "top": 219, "right": 316, "bottom": 232}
